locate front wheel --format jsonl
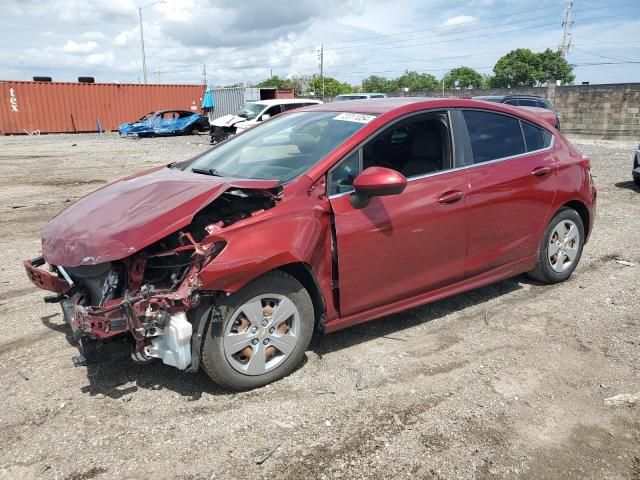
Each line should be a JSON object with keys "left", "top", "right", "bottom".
{"left": 528, "top": 207, "right": 585, "bottom": 283}
{"left": 201, "top": 271, "right": 314, "bottom": 390}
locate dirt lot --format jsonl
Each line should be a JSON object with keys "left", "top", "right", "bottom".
{"left": 0, "top": 133, "right": 638, "bottom": 480}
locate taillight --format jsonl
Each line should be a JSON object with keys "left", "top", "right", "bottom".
{"left": 580, "top": 154, "right": 591, "bottom": 171}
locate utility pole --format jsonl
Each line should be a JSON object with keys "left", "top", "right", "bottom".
{"left": 202, "top": 64, "right": 207, "bottom": 87}
{"left": 559, "top": 2, "right": 573, "bottom": 58}
{"left": 139, "top": 1, "right": 166, "bottom": 84}
{"left": 318, "top": 44, "right": 324, "bottom": 101}
{"left": 139, "top": 7, "right": 147, "bottom": 84}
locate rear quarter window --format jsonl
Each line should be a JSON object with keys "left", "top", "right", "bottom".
{"left": 462, "top": 110, "right": 526, "bottom": 163}
{"left": 521, "top": 121, "right": 552, "bottom": 151}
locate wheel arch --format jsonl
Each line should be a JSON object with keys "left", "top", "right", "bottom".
{"left": 561, "top": 200, "right": 591, "bottom": 240}
{"left": 276, "top": 262, "right": 326, "bottom": 333}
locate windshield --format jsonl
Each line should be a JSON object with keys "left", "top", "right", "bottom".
{"left": 186, "top": 111, "right": 375, "bottom": 182}
{"left": 237, "top": 103, "right": 265, "bottom": 120}
{"left": 137, "top": 112, "right": 155, "bottom": 122}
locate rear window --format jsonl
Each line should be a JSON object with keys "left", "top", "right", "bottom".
{"left": 462, "top": 110, "right": 526, "bottom": 163}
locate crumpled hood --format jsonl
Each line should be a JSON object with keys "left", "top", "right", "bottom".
{"left": 42, "top": 167, "right": 279, "bottom": 267}
{"left": 210, "top": 114, "right": 250, "bottom": 128}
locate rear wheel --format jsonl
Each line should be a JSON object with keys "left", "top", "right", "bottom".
{"left": 201, "top": 271, "right": 314, "bottom": 390}
{"left": 528, "top": 208, "right": 585, "bottom": 283}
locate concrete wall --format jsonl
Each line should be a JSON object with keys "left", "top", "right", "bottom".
{"left": 383, "top": 83, "right": 640, "bottom": 139}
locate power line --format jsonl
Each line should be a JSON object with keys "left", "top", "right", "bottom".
{"left": 573, "top": 47, "right": 640, "bottom": 64}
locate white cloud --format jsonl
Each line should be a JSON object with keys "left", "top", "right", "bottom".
{"left": 79, "top": 31, "right": 108, "bottom": 41}
{"left": 85, "top": 52, "right": 116, "bottom": 67}
{"left": 114, "top": 29, "right": 136, "bottom": 47}
{"left": 1, "top": 0, "right": 639, "bottom": 85}
{"left": 62, "top": 40, "right": 99, "bottom": 54}
{"left": 442, "top": 15, "right": 477, "bottom": 27}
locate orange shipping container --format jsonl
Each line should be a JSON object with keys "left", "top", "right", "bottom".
{"left": 0, "top": 80, "right": 206, "bottom": 135}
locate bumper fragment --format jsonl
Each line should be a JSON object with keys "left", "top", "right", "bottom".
{"left": 23, "top": 257, "right": 71, "bottom": 294}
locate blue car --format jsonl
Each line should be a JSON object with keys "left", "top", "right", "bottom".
{"left": 118, "top": 110, "right": 210, "bottom": 137}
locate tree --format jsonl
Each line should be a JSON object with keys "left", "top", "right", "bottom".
{"left": 308, "top": 75, "right": 352, "bottom": 97}
{"left": 443, "top": 66, "right": 484, "bottom": 89}
{"left": 362, "top": 75, "right": 395, "bottom": 93}
{"left": 289, "top": 74, "right": 313, "bottom": 95}
{"left": 492, "top": 48, "right": 574, "bottom": 87}
{"left": 492, "top": 48, "right": 540, "bottom": 87}
{"left": 254, "top": 75, "right": 293, "bottom": 89}
{"left": 537, "top": 48, "right": 575, "bottom": 85}
{"left": 396, "top": 70, "right": 439, "bottom": 91}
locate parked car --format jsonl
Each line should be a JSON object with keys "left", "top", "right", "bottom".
{"left": 634, "top": 144, "right": 640, "bottom": 187}
{"left": 209, "top": 99, "right": 322, "bottom": 143}
{"left": 334, "top": 93, "right": 388, "bottom": 101}
{"left": 25, "top": 98, "right": 596, "bottom": 390}
{"left": 473, "top": 95, "right": 561, "bottom": 129}
{"left": 118, "top": 110, "right": 209, "bottom": 137}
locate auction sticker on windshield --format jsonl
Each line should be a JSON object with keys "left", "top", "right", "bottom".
{"left": 334, "top": 113, "right": 376, "bottom": 124}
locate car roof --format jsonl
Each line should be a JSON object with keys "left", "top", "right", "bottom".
{"left": 300, "top": 97, "right": 554, "bottom": 125}
{"left": 155, "top": 109, "right": 196, "bottom": 115}
{"left": 254, "top": 98, "right": 322, "bottom": 106}
{"left": 336, "top": 93, "right": 386, "bottom": 96}
{"left": 301, "top": 97, "right": 444, "bottom": 114}
{"left": 473, "top": 95, "right": 546, "bottom": 101}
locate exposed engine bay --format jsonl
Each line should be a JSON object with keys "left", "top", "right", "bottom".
{"left": 25, "top": 187, "right": 279, "bottom": 369}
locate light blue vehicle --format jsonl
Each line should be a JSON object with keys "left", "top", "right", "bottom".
{"left": 118, "top": 110, "right": 210, "bottom": 137}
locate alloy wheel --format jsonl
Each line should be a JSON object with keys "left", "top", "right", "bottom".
{"left": 223, "top": 294, "right": 300, "bottom": 376}
{"left": 547, "top": 219, "right": 580, "bottom": 273}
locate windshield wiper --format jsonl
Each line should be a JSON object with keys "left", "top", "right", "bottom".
{"left": 191, "top": 167, "right": 224, "bottom": 177}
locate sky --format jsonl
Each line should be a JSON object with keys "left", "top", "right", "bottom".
{"left": 1, "top": 0, "right": 639, "bottom": 87}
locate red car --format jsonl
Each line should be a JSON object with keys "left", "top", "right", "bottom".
{"left": 24, "top": 98, "right": 596, "bottom": 390}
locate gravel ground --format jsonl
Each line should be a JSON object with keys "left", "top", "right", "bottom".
{"left": 0, "top": 133, "right": 639, "bottom": 480}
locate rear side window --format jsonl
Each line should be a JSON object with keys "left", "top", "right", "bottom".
{"left": 517, "top": 99, "right": 539, "bottom": 107}
{"left": 521, "top": 122, "right": 546, "bottom": 151}
{"left": 462, "top": 110, "right": 525, "bottom": 163}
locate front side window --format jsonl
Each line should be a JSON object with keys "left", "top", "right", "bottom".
{"left": 186, "top": 112, "right": 371, "bottom": 183}
{"left": 328, "top": 150, "right": 360, "bottom": 195}
{"left": 462, "top": 110, "right": 525, "bottom": 163}
{"left": 363, "top": 112, "right": 452, "bottom": 178}
{"left": 263, "top": 105, "right": 283, "bottom": 119}
{"left": 327, "top": 112, "right": 452, "bottom": 195}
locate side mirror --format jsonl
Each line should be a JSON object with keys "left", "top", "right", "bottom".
{"left": 261, "top": 113, "right": 271, "bottom": 121}
{"left": 350, "top": 166, "right": 407, "bottom": 209}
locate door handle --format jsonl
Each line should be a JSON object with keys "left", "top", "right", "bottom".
{"left": 531, "top": 166, "right": 551, "bottom": 177}
{"left": 437, "top": 190, "right": 464, "bottom": 204}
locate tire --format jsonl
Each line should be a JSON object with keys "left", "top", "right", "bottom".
{"left": 633, "top": 174, "right": 640, "bottom": 188}
{"left": 528, "top": 207, "right": 585, "bottom": 284}
{"left": 201, "top": 271, "right": 314, "bottom": 390}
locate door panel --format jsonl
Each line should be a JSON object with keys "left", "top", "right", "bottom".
{"left": 464, "top": 150, "right": 557, "bottom": 277}
{"left": 330, "top": 170, "right": 469, "bottom": 316}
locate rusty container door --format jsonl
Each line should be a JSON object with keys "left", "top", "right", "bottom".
{"left": 275, "top": 88, "right": 295, "bottom": 99}
{"left": 0, "top": 81, "right": 206, "bottom": 134}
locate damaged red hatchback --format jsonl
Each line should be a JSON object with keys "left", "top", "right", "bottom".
{"left": 24, "top": 98, "right": 596, "bottom": 390}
